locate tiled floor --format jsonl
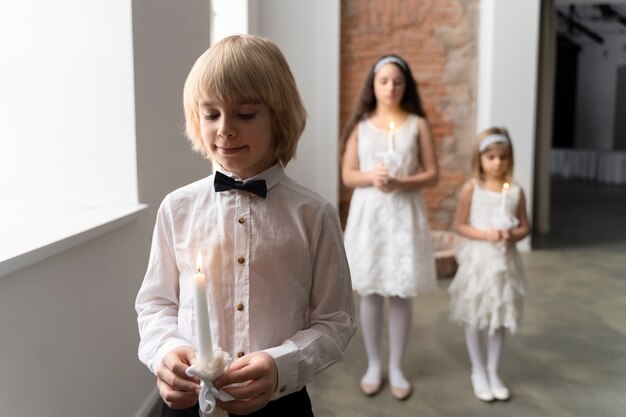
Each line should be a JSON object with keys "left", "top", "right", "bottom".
{"left": 308, "top": 177, "right": 626, "bottom": 417}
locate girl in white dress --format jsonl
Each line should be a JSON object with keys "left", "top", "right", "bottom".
{"left": 342, "top": 55, "right": 439, "bottom": 401}
{"left": 448, "top": 127, "right": 530, "bottom": 402}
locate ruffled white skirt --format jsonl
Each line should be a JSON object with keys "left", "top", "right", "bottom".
{"left": 448, "top": 240, "right": 527, "bottom": 334}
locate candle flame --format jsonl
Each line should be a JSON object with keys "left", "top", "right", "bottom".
{"left": 196, "top": 253, "right": 203, "bottom": 272}
{"left": 389, "top": 121, "right": 395, "bottom": 131}
{"left": 502, "top": 182, "right": 510, "bottom": 191}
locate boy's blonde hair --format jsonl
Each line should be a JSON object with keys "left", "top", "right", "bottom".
{"left": 472, "top": 127, "right": 514, "bottom": 180}
{"left": 183, "top": 34, "right": 307, "bottom": 166}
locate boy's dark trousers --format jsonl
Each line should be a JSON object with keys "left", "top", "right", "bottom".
{"left": 161, "top": 387, "right": 314, "bottom": 417}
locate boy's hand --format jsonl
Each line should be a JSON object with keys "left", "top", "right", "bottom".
{"left": 156, "top": 347, "right": 201, "bottom": 409}
{"left": 213, "top": 351, "right": 278, "bottom": 415}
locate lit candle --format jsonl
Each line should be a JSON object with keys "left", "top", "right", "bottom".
{"left": 194, "top": 253, "right": 213, "bottom": 362}
{"left": 500, "top": 182, "right": 510, "bottom": 216}
{"left": 387, "top": 121, "right": 396, "bottom": 152}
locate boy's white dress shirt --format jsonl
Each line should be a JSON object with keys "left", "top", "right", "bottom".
{"left": 136, "top": 164, "right": 356, "bottom": 399}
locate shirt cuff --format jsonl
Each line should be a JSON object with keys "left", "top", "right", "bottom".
{"left": 264, "top": 341, "right": 300, "bottom": 400}
{"left": 152, "top": 339, "right": 193, "bottom": 374}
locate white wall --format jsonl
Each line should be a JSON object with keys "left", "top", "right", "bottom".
{"left": 574, "top": 36, "right": 626, "bottom": 150}
{"left": 132, "top": 0, "right": 211, "bottom": 209}
{"left": 0, "top": 2, "right": 210, "bottom": 417}
{"left": 477, "top": 0, "right": 541, "bottom": 249}
{"left": 252, "top": 0, "right": 340, "bottom": 207}
{"left": 211, "top": 0, "right": 249, "bottom": 44}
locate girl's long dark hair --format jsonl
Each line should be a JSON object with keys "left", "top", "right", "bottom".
{"left": 341, "top": 54, "right": 426, "bottom": 150}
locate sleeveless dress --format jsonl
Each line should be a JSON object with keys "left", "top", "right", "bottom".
{"left": 448, "top": 180, "right": 527, "bottom": 334}
{"left": 343, "top": 115, "right": 437, "bottom": 298}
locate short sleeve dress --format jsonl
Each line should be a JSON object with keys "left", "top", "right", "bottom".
{"left": 448, "top": 180, "right": 527, "bottom": 334}
{"left": 343, "top": 115, "right": 437, "bottom": 298}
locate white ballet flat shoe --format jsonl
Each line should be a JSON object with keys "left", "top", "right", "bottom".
{"left": 359, "top": 381, "right": 383, "bottom": 397}
{"left": 471, "top": 373, "right": 494, "bottom": 402}
{"left": 491, "top": 386, "right": 510, "bottom": 401}
{"left": 359, "top": 378, "right": 383, "bottom": 397}
{"left": 390, "top": 383, "right": 412, "bottom": 401}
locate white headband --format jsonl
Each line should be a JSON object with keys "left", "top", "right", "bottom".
{"left": 374, "top": 56, "right": 407, "bottom": 73}
{"left": 478, "top": 134, "right": 510, "bottom": 153}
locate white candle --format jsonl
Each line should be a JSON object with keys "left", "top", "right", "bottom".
{"left": 387, "top": 121, "right": 396, "bottom": 152}
{"left": 500, "top": 182, "right": 510, "bottom": 216}
{"left": 194, "top": 253, "right": 213, "bottom": 362}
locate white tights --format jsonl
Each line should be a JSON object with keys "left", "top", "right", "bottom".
{"left": 464, "top": 326, "right": 507, "bottom": 392}
{"left": 360, "top": 294, "right": 412, "bottom": 389}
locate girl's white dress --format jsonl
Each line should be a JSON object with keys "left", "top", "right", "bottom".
{"left": 343, "top": 115, "right": 437, "bottom": 298}
{"left": 448, "top": 180, "right": 527, "bottom": 334}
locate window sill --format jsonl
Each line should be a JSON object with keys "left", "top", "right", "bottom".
{"left": 0, "top": 204, "right": 148, "bottom": 278}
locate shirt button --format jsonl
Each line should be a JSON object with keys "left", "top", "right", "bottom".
{"left": 237, "top": 351, "right": 245, "bottom": 358}
{"left": 279, "top": 386, "right": 287, "bottom": 393}
{"left": 236, "top": 303, "right": 244, "bottom": 311}
{"left": 238, "top": 217, "right": 246, "bottom": 224}
{"left": 237, "top": 256, "right": 245, "bottom": 264}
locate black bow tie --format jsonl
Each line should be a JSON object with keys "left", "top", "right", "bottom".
{"left": 214, "top": 171, "right": 267, "bottom": 198}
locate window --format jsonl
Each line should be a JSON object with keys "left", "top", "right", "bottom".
{"left": 0, "top": 1, "right": 144, "bottom": 276}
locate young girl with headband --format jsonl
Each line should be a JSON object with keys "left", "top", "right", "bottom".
{"left": 342, "top": 54, "right": 439, "bottom": 401}
{"left": 448, "top": 127, "right": 530, "bottom": 402}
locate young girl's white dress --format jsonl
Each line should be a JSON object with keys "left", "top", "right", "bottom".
{"left": 448, "top": 180, "right": 527, "bottom": 334}
{"left": 343, "top": 114, "right": 437, "bottom": 298}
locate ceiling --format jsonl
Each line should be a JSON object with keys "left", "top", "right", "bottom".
{"left": 556, "top": 3, "right": 626, "bottom": 45}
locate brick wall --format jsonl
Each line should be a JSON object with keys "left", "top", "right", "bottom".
{"left": 339, "top": 0, "right": 478, "bottom": 231}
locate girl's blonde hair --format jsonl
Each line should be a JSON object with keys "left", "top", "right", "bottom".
{"left": 471, "top": 127, "right": 514, "bottom": 180}
{"left": 183, "top": 34, "right": 307, "bottom": 166}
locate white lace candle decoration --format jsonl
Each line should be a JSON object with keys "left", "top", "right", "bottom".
{"left": 194, "top": 253, "right": 213, "bottom": 362}
{"left": 387, "top": 120, "right": 396, "bottom": 152}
